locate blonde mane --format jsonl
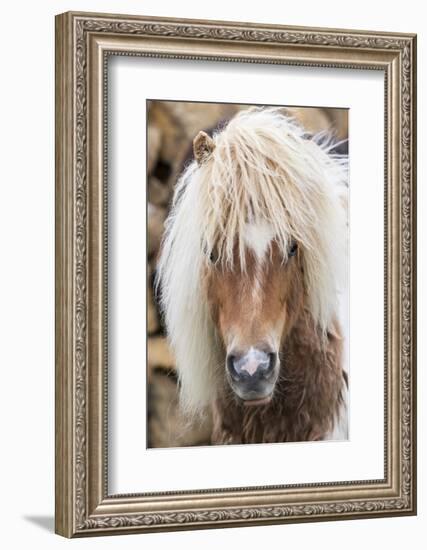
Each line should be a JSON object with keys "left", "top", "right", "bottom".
{"left": 157, "top": 108, "right": 348, "bottom": 416}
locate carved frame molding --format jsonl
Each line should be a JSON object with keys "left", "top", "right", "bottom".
{"left": 55, "top": 11, "right": 416, "bottom": 537}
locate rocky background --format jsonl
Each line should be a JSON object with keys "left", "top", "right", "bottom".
{"left": 146, "top": 100, "right": 348, "bottom": 448}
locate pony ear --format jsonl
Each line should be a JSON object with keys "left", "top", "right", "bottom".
{"left": 193, "top": 131, "right": 215, "bottom": 165}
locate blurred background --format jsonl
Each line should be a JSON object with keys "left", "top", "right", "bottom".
{"left": 146, "top": 100, "right": 348, "bottom": 448}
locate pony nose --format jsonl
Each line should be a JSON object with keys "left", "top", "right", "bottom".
{"left": 227, "top": 348, "right": 277, "bottom": 382}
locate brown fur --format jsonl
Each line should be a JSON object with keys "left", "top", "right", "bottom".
{"left": 205, "top": 243, "right": 345, "bottom": 444}
{"left": 206, "top": 243, "right": 304, "bottom": 353}
{"left": 211, "top": 313, "right": 345, "bottom": 444}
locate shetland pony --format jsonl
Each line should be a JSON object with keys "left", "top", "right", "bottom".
{"left": 157, "top": 107, "right": 348, "bottom": 444}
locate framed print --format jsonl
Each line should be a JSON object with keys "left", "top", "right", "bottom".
{"left": 55, "top": 11, "right": 417, "bottom": 537}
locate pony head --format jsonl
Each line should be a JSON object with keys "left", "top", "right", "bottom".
{"left": 157, "top": 107, "right": 348, "bottom": 415}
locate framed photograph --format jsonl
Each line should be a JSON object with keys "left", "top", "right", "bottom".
{"left": 55, "top": 11, "right": 417, "bottom": 537}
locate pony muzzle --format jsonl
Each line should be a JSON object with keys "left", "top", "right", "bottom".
{"left": 226, "top": 347, "right": 279, "bottom": 405}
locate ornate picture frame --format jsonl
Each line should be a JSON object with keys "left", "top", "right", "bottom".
{"left": 55, "top": 11, "right": 417, "bottom": 537}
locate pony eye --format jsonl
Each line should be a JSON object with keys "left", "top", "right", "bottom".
{"left": 208, "top": 249, "right": 218, "bottom": 264}
{"left": 288, "top": 241, "right": 298, "bottom": 257}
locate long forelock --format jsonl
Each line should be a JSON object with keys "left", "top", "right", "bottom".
{"left": 198, "top": 108, "right": 348, "bottom": 327}
{"left": 157, "top": 107, "right": 348, "bottom": 415}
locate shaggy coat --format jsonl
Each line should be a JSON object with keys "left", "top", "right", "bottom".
{"left": 211, "top": 313, "right": 346, "bottom": 444}
{"left": 157, "top": 107, "right": 348, "bottom": 443}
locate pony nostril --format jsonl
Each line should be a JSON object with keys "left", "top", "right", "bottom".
{"left": 227, "top": 354, "right": 240, "bottom": 380}
{"left": 268, "top": 352, "right": 277, "bottom": 371}
{"left": 263, "top": 352, "right": 277, "bottom": 379}
{"left": 257, "top": 353, "right": 277, "bottom": 379}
